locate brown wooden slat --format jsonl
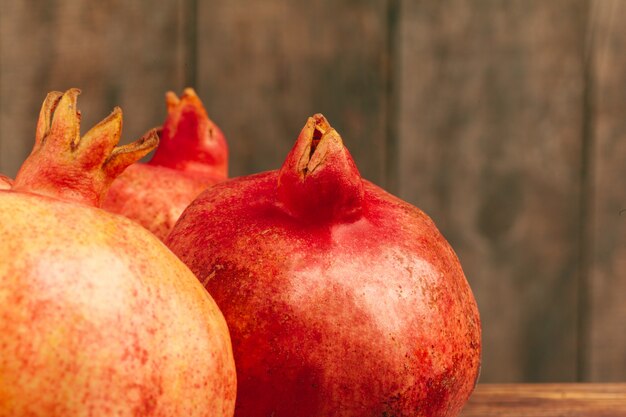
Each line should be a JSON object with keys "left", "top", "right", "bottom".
{"left": 461, "top": 384, "right": 626, "bottom": 417}
{"left": 397, "top": 0, "right": 587, "bottom": 382}
{"left": 195, "top": 0, "right": 391, "bottom": 185}
{"left": 0, "top": 0, "right": 186, "bottom": 177}
{"left": 588, "top": 0, "right": 626, "bottom": 381}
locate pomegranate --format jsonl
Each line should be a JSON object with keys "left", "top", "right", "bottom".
{"left": 103, "top": 88, "right": 228, "bottom": 240}
{"left": 166, "top": 114, "right": 481, "bottom": 417}
{"left": 0, "top": 89, "right": 236, "bottom": 417}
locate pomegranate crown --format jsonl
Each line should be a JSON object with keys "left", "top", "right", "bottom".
{"left": 277, "top": 114, "right": 364, "bottom": 224}
{"left": 12, "top": 89, "right": 158, "bottom": 207}
{"left": 0, "top": 174, "right": 12, "bottom": 190}
{"left": 149, "top": 88, "right": 228, "bottom": 177}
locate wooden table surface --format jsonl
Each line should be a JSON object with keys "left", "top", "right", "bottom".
{"left": 460, "top": 384, "right": 626, "bottom": 417}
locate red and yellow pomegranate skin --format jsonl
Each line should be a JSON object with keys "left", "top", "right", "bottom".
{"left": 103, "top": 88, "right": 228, "bottom": 240}
{"left": 166, "top": 115, "right": 481, "bottom": 417}
{"left": 0, "top": 89, "right": 236, "bottom": 417}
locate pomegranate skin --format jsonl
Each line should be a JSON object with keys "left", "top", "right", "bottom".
{"left": 166, "top": 115, "right": 481, "bottom": 417}
{"left": 0, "top": 89, "right": 236, "bottom": 417}
{"left": 103, "top": 88, "right": 228, "bottom": 240}
{"left": 0, "top": 194, "right": 236, "bottom": 417}
{"left": 104, "top": 163, "right": 221, "bottom": 241}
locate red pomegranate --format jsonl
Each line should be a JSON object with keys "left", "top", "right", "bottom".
{"left": 166, "top": 114, "right": 481, "bottom": 417}
{"left": 0, "top": 89, "right": 236, "bottom": 417}
{"left": 102, "top": 88, "right": 228, "bottom": 240}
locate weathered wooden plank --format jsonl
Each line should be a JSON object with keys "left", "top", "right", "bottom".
{"left": 588, "top": 0, "right": 626, "bottom": 381}
{"left": 460, "top": 384, "right": 626, "bottom": 417}
{"left": 398, "top": 0, "right": 587, "bottom": 381}
{"left": 0, "top": 0, "right": 186, "bottom": 177}
{"left": 196, "top": 0, "right": 391, "bottom": 185}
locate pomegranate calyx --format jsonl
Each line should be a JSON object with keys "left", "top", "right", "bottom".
{"left": 12, "top": 89, "right": 158, "bottom": 207}
{"left": 296, "top": 114, "right": 333, "bottom": 177}
{"left": 277, "top": 114, "right": 365, "bottom": 224}
{"left": 148, "top": 88, "right": 228, "bottom": 177}
{"left": 0, "top": 174, "right": 12, "bottom": 190}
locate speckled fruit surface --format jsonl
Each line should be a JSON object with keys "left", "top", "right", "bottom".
{"left": 103, "top": 89, "right": 228, "bottom": 240}
{"left": 166, "top": 114, "right": 481, "bottom": 417}
{"left": 0, "top": 89, "right": 236, "bottom": 417}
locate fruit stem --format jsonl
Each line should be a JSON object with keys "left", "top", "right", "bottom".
{"left": 12, "top": 89, "right": 159, "bottom": 207}
{"left": 148, "top": 88, "right": 228, "bottom": 177}
{"left": 277, "top": 114, "right": 364, "bottom": 224}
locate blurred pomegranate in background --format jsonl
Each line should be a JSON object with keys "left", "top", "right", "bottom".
{"left": 103, "top": 88, "right": 228, "bottom": 240}
{"left": 0, "top": 89, "right": 236, "bottom": 417}
{"left": 167, "top": 114, "right": 481, "bottom": 417}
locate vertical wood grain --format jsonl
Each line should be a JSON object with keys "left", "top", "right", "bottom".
{"left": 397, "top": 0, "right": 588, "bottom": 382}
{"left": 195, "top": 0, "right": 391, "bottom": 185}
{"left": 0, "top": 0, "right": 186, "bottom": 177}
{"left": 587, "top": 0, "right": 626, "bottom": 382}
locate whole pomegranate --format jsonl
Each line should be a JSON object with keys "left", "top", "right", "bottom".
{"left": 102, "top": 88, "right": 228, "bottom": 240}
{"left": 166, "top": 114, "right": 481, "bottom": 417}
{"left": 0, "top": 89, "right": 236, "bottom": 417}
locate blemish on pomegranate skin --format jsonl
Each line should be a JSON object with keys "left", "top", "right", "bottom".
{"left": 128, "top": 383, "right": 160, "bottom": 417}
{"left": 201, "top": 270, "right": 217, "bottom": 287}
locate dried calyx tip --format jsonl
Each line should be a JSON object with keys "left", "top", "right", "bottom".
{"left": 166, "top": 88, "right": 200, "bottom": 112}
{"left": 310, "top": 114, "right": 332, "bottom": 157}
{"left": 296, "top": 114, "right": 341, "bottom": 177}
{"left": 104, "top": 128, "right": 160, "bottom": 178}
{"left": 36, "top": 88, "right": 82, "bottom": 149}
{"left": 165, "top": 91, "right": 180, "bottom": 111}
{"left": 182, "top": 88, "right": 198, "bottom": 98}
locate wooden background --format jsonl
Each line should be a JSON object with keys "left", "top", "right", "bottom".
{"left": 1, "top": 0, "right": 625, "bottom": 383}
